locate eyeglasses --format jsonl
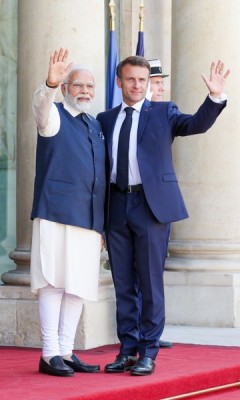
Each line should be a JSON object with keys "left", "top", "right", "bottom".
{"left": 65, "top": 81, "right": 95, "bottom": 90}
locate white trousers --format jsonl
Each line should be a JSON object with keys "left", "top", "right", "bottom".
{"left": 39, "top": 285, "right": 83, "bottom": 357}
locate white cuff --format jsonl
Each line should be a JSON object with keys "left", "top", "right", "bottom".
{"left": 209, "top": 93, "right": 227, "bottom": 103}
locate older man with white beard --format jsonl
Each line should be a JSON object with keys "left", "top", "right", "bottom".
{"left": 30, "top": 48, "right": 106, "bottom": 377}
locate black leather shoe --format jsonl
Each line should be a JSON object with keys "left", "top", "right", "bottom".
{"left": 131, "top": 356, "right": 155, "bottom": 376}
{"left": 159, "top": 339, "right": 173, "bottom": 348}
{"left": 63, "top": 353, "right": 100, "bottom": 373}
{"left": 105, "top": 354, "right": 137, "bottom": 373}
{"left": 39, "top": 356, "right": 74, "bottom": 377}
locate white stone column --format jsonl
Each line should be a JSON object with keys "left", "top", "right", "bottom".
{"left": 143, "top": 0, "right": 172, "bottom": 100}
{"left": 165, "top": 0, "right": 240, "bottom": 327}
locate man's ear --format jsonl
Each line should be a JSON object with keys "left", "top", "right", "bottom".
{"left": 116, "top": 77, "right": 122, "bottom": 88}
{"left": 61, "top": 83, "right": 66, "bottom": 96}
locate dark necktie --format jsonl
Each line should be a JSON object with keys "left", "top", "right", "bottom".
{"left": 116, "top": 107, "right": 134, "bottom": 191}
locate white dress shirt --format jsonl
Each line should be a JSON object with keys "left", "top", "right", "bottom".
{"left": 111, "top": 99, "right": 145, "bottom": 185}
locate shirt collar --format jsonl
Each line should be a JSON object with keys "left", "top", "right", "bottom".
{"left": 121, "top": 98, "right": 145, "bottom": 113}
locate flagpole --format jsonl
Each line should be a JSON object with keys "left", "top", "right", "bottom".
{"left": 109, "top": 0, "right": 115, "bottom": 31}
{"left": 139, "top": 0, "right": 144, "bottom": 32}
{"left": 136, "top": 0, "right": 144, "bottom": 56}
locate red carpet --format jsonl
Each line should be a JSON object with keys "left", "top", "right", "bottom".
{"left": 1, "top": 343, "right": 240, "bottom": 400}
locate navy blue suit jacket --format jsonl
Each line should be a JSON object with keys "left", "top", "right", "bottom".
{"left": 97, "top": 96, "right": 226, "bottom": 224}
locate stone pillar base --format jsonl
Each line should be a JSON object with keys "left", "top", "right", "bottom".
{"left": 0, "top": 268, "right": 118, "bottom": 349}
{"left": 1, "top": 249, "right": 30, "bottom": 285}
{"left": 164, "top": 259, "right": 240, "bottom": 327}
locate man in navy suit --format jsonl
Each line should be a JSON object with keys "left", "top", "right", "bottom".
{"left": 97, "top": 56, "right": 230, "bottom": 376}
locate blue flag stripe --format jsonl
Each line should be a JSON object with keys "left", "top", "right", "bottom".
{"left": 106, "top": 30, "right": 122, "bottom": 109}
{"left": 136, "top": 31, "right": 144, "bottom": 57}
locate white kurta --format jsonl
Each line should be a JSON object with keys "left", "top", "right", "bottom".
{"left": 30, "top": 85, "right": 102, "bottom": 301}
{"left": 30, "top": 219, "right": 101, "bottom": 300}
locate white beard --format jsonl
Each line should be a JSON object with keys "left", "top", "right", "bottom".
{"left": 65, "top": 92, "right": 92, "bottom": 113}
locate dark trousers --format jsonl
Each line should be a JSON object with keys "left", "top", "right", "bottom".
{"left": 106, "top": 188, "right": 168, "bottom": 360}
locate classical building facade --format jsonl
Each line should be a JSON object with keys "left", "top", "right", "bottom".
{"left": 0, "top": 0, "right": 239, "bottom": 348}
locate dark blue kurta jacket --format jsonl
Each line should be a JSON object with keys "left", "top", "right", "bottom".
{"left": 31, "top": 103, "right": 106, "bottom": 234}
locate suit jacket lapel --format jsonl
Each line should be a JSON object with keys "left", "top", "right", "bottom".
{"left": 138, "top": 99, "right": 152, "bottom": 142}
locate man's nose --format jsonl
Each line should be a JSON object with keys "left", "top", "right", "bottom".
{"left": 134, "top": 79, "right": 141, "bottom": 87}
{"left": 80, "top": 84, "right": 89, "bottom": 93}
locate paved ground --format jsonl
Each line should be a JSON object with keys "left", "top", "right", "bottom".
{"left": 162, "top": 325, "right": 240, "bottom": 347}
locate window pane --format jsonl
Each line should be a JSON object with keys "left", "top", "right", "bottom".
{"left": 0, "top": 0, "right": 17, "bottom": 280}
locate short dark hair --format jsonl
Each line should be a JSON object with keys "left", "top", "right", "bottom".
{"left": 117, "top": 56, "right": 151, "bottom": 78}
